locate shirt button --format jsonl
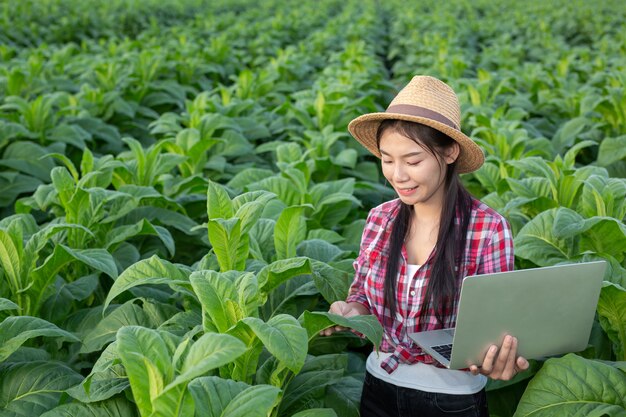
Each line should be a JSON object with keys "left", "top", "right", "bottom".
{"left": 410, "top": 290, "right": 416, "bottom": 296}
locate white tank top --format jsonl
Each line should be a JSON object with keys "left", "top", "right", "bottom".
{"left": 365, "top": 264, "right": 487, "bottom": 394}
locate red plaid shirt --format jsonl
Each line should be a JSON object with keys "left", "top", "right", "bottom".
{"left": 347, "top": 197, "right": 514, "bottom": 374}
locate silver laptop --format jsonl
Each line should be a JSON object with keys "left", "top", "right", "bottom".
{"left": 408, "top": 261, "right": 607, "bottom": 369}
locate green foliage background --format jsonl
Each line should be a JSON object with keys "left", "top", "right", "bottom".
{"left": 0, "top": 0, "right": 625, "bottom": 416}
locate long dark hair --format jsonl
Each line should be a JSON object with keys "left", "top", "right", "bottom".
{"left": 377, "top": 119, "right": 472, "bottom": 326}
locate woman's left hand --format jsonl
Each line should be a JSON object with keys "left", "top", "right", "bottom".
{"left": 468, "top": 335, "right": 529, "bottom": 380}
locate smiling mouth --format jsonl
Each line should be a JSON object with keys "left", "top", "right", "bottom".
{"left": 397, "top": 186, "right": 418, "bottom": 195}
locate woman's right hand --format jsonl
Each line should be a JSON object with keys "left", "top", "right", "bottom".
{"left": 319, "top": 301, "right": 369, "bottom": 336}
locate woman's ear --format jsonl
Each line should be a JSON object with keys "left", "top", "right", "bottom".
{"left": 444, "top": 142, "right": 460, "bottom": 164}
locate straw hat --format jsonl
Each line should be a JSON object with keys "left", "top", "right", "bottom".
{"left": 348, "top": 75, "right": 484, "bottom": 173}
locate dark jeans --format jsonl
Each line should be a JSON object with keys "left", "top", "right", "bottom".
{"left": 360, "top": 370, "right": 489, "bottom": 417}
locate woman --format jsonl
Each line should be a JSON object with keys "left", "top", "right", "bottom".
{"left": 321, "top": 76, "right": 529, "bottom": 416}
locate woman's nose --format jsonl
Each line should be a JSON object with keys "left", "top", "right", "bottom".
{"left": 393, "top": 164, "right": 409, "bottom": 182}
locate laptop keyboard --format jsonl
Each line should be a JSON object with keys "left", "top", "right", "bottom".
{"left": 432, "top": 343, "right": 453, "bottom": 360}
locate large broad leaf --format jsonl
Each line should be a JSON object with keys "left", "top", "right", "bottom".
{"left": 301, "top": 311, "right": 383, "bottom": 352}
{"left": 104, "top": 255, "right": 190, "bottom": 311}
{"left": 297, "top": 239, "right": 345, "bottom": 263}
{"left": 0, "top": 298, "right": 18, "bottom": 312}
{"left": 310, "top": 259, "right": 352, "bottom": 303}
{"left": 597, "top": 135, "right": 626, "bottom": 167}
{"left": 226, "top": 321, "right": 264, "bottom": 383}
{"left": 67, "top": 342, "right": 129, "bottom": 403}
{"left": 116, "top": 326, "right": 174, "bottom": 417}
{"left": 242, "top": 314, "right": 308, "bottom": 374}
{"left": 80, "top": 302, "right": 151, "bottom": 354}
{"left": 324, "top": 376, "right": 362, "bottom": 417}
{"left": 190, "top": 270, "right": 239, "bottom": 333}
{"left": 596, "top": 283, "right": 626, "bottom": 361}
{"left": 514, "top": 208, "right": 574, "bottom": 266}
{"left": 257, "top": 257, "right": 312, "bottom": 294}
{"left": 513, "top": 354, "right": 626, "bottom": 417}
{"left": 58, "top": 245, "right": 118, "bottom": 279}
{"left": 234, "top": 201, "right": 264, "bottom": 235}
{"left": 0, "top": 361, "right": 83, "bottom": 417}
{"left": 207, "top": 180, "right": 233, "bottom": 220}
{"left": 0, "top": 316, "right": 79, "bottom": 362}
{"left": 274, "top": 206, "right": 307, "bottom": 260}
{"left": 260, "top": 275, "right": 319, "bottom": 321}
{"left": 246, "top": 177, "right": 301, "bottom": 207}
{"left": 207, "top": 218, "right": 248, "bottom": 272}
{"left": 105, "top": 219, "right": 175, "bottom": 256}
{"left": 39, "top": 397, "right": 138, "bottom": 417}
{"left": 278, "top": 354, "right": 347, "bottom": 416}
{"left": 169, "top": 332, "right": 247, "bottom": 387}
{"left": 188, "top": 377, "right": 281, "bottom": 417}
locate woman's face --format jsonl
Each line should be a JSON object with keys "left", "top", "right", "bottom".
{"left": 378, "top": 129, "right": 459, "bottom": 208}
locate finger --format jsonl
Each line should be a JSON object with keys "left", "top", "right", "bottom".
{"left": 516, "top": 356, "right": 529, "bottom": 371}
{"left": 494, "top": 335, "right": 514, "bottom": 375}
{"left": 501, "top": 337, "right": 518, "bottom": 380}
{"left": 329, "top": 301, "right": 347, "bottom": 315}
{"left": 481, "top": 345, "right": 498, "bottom": 374}
{"left": 469, "top": 365, "right": 480, "bottom": 376}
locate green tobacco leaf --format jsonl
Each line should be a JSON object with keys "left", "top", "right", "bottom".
{"left": 297, "top": 239, "right": 344, "bottom": 263}
{"left": 116, "top": 326, "right": 174, "bottom": 417}
{"left": 188, "top": 377, "right": 281, "bottom": 417}
{"left": 324, "top": 376, "right": 361, "bottom": 417}
{"left": 0, "top": 361, "right": 82, "bottom": 417}
{"left": 301, "top": 311, "right": 383, "bottom": 352}
{"left": 514, "top": 208, "right": 574, "bottom": 266}
{"left": 104, "top": 255, "right": 190, "bottom": 311}
{"left": 0, "top": 298, "right": 18, "bottom": 312}
{"left": 278, "top": 354, "right": 347, "bottom": 416}
{"left": 207, "top": 180, "right": 233, "bottom": 220}
{"left": 80, "top": 302, "right": 151, "bottom": 353}
{"left": 257, "top": 257, "right": 312, "bottom": 294}
{"left": 220, "top": 385, "right": 281, "bottom": 417}
{"left": 597, "top": 135, "right": 626, "bottom": 167}
{"left": 235, "top": 201, "right": 264, "bottom": 235}
{"left": 190, "top": 270, "right": 239, "bottom": 333}
{"left": 227, "top": 169, "right": 275, "bottom": 191}
{"left": 170, "top": 333, "right": 247, "bottom": 387}
{"left": 0, "top": 229, "right": 23, "bottom": 294}
{"left": 39, "top": 397, "right": 138, "bottom": 417}
{"left": 59, "top": 245, "right": 118, "bottom": 279}
{"left": 1, "top": 141, "right": 57, "bottom": 181}
{"left": 208, "top": 218, "right": 248, "bottom": 271}
{"left": 597, "top": 283, "right": 626, "bottom": 361}
{"left": 513, "top": 354, "right": 626, "bottom": 417}
{"left": 247, "top": 177, "right": 301, "bottom": 207}
{"left": 242, "top": 314, "right": 308, "bottom": 373}
{"left": 551, "top": 117, "right": 588, "bottom": 155}
{"left": 231, "top": 190, "right": 276, "bottom": 212}
{"left": 579, "top": 218, "right": 626, "bottom": 263}
{"left": 105, "top": 219, "right": 175, "bottom": 256}
{"left": 0, "top": 316, "right": 79, "bottom": 362}
{"left": 260, "top": 275, "right": 318, "bottom": 320}
{"left": 310, "top": 259, "right": 352, "bottom": 303}
{"left": 291, "top": 409, "right": 338, "bottom": 417}
{"left": 67, "top": 342, "right": 129, "bottom": 403}
{"left": 274, "top": 206, "right": 307, "bottom": 260}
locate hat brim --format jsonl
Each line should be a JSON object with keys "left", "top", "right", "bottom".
{"left": 348, "top": 112, "right": 484, "bottom": 174}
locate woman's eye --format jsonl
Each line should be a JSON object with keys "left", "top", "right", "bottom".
{"left": 382, "top": 160, "right": 393, "bottom": 164}
{"left": 407, "top": 161, "right": 420, "bottom": 166}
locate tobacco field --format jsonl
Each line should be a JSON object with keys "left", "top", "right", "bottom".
{"left": 0, "top": 0, "right": 625, "bottom": 416}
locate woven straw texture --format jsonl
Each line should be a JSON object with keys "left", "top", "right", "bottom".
{"left": 348, "top": 76, "right": 484, "bottom": 173}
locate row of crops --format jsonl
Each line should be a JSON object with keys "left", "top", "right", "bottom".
{"left": 1, "top": 0, "right": 625, "bottom": 416}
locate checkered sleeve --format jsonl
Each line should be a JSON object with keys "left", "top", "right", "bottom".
{"left": 346, "top": 211, "right": 376, "bottom": 310}
{"left": 477, "top": 216, "right": 514, "bottom": 274}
